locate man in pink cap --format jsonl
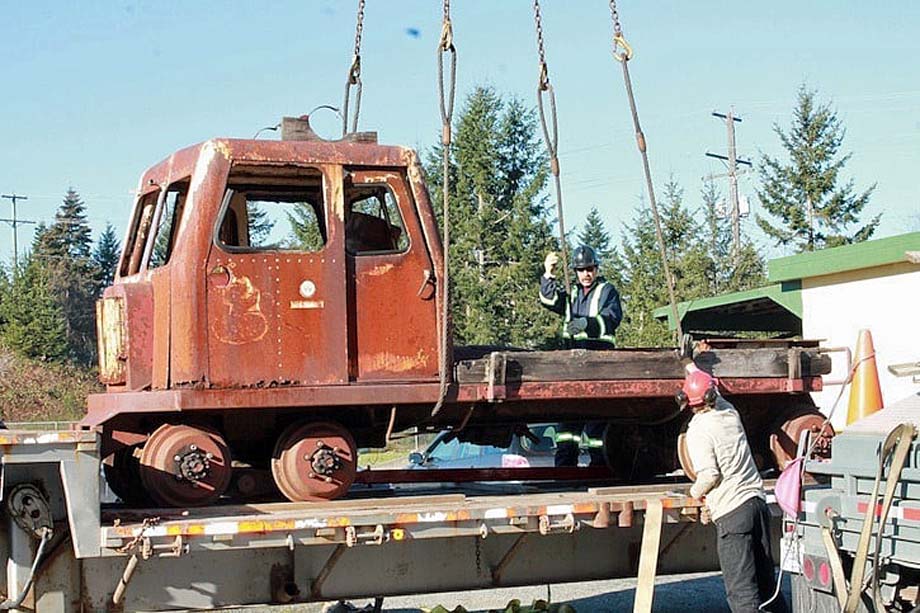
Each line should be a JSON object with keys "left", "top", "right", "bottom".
{"left": 680, "top": 364, "right": 787, "bottom": 613}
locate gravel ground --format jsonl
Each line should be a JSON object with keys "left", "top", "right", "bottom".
{"left": 209, "top": 570, "right": 792, "bottom": 612}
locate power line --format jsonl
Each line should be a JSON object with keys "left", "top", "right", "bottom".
{"left": 0, "top": 193, "right": 36, "bottom": 270}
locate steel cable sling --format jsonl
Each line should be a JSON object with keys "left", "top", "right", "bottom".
{"left": 341, "top": 0, "right": 366, "bottom": 136}
{"left": 532, "top": 0, "right": 571, "bottom": 295}
{"left": 608, "top": 1, "right": 684, "bottom": 342}
{"left": 432, "top": 0, "right": 457, "bottom": 417}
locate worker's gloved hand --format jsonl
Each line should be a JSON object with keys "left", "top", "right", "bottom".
{"left": 566, "top": 317, "right": 588, "bottom": 336}
{"left": 544, "top": 252, "right": 559, "bottom": 277}
{"left": 700, "top": 505, "right": 712, "bottom": 525}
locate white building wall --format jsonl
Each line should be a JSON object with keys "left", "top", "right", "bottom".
{"left": 801, "top": 263, "right": 920, "bottom": 431}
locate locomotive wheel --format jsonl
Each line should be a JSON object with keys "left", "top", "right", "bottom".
{"left": 103, "top": 445, "right": 150, "bottom": 505}
{"left": 271, "top": 421, "right": 357, "bottom": 502}
{"left": 770, "top": 410, "right": 835, "bottom": 471}
{"left": 676, "top": 432, "right": 697, "bottom": 482}
{"left": 139, "top": 424, "right": 233, "bottom": 508}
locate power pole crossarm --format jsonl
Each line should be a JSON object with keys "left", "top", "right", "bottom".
{"left": 1, "top": 193, "right": 34, "bottom": 270}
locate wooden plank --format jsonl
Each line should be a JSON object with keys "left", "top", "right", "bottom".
{"left": 455, "top": 348, "right": 832, "bottom": 383}
{"left": 633, "top": 498, "right": 664, "bottom": 613}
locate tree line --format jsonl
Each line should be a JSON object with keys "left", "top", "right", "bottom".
{"left": 0, "top": 84, "right": 878, "bottom": 368}
{"left": 0, "top": 189, "right": 119, "bottom": 364}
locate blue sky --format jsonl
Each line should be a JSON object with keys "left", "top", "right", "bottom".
{"left": 1, "top": 1, "right": 918, "bottom": 265}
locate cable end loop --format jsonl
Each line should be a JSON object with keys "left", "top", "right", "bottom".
{"left": 348, "top": 54, "right": 361, "bottom": 84}
{"left": 538, "top": 63, "right": 550, "bottom": 91}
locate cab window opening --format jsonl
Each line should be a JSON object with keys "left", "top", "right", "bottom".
{"left": 345, "top": 183, "right": 408, "bottom": 255}
{"left": 148, "top": 179, "right": 190, "bottom": 270}
{"left": 216, "top": 165, "right": 327, "bottom": 253}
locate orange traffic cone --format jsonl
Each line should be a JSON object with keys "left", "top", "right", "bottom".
{"left": 846, "top": 329, "right": 884, "bottom": 425}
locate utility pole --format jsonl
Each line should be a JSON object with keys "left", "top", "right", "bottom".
{"left": 0, "top": 193, "right": 36, "bottom": 271}
{"left": 705, "top": 108, "right": 752, "bottom": 265}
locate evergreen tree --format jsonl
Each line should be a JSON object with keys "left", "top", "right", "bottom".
{"left": 0, "top": 256, "right": 68, "bottom": 361}
{"left": 757, "top": 85, "right": 880, "bottom": 251}
{"left": 425, "top": 87, "right": 559, "bottom": 348}
{"left": 577, "top": 207, "right": 621, "bottom": 285}
{"left": 93, "top": 224, "right": 121, "bottom": 290}
{"left": 32, "top": 189, "right": 101, "bottom": 364}
{"left": 249, "top": 204, "right": 275, "bottom": 245}
{"left": 617, "top": 179, "right": 712, "bottom": 347}
{"left": 36, "top": 188, "right": 94, "bottom": 258}
{"left": 701, "top": 178, "right": 766, "bottom": 294}
{"left": 287, "top": 203, "right": 324, "bottom": 250}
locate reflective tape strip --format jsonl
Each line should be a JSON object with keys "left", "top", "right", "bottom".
{"left": 582, "top": 437, "right": 604, "bottom": 448}
{"left": 555, "top": 432, "right": 579, "bottom": 442}
{"left": 588, "top": 282, "right": 608, "bottom": 316}
{"left": 539, "top": 288, "right": 559, "bottom": 306}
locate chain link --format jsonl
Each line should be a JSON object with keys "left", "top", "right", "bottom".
{"left": 352, "top": 0, "right": 365, "bottom": 61}
{"left": 475, "top": 537, "right": 483, "bottom": 576}
{"left": 609, "top": 0, "right": 623, "bottom": 36}
{"left": 533, "top": 0, "right": 549, "bottom": 90}
{"left": 342, "top": 0, "right": 366, "bottom": 136}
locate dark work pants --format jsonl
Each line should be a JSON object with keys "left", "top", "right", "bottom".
{"left": 715, "top": 496, "right": 788, "bottom": 613}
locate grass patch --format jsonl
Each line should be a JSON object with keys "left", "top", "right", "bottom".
{"left": 0, "top": 347, "right": 102, "bottom": 423}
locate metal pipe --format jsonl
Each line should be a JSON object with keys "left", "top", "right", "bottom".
{"left": 0, "top": 528, "right": 52, "bottom": 610}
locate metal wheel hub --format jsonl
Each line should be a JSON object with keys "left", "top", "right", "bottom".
{"left": 175, "top": 445, "right": 213, "bottom": 483}
{"left": 309, "top": 442, "right": 344, "bottom": 478}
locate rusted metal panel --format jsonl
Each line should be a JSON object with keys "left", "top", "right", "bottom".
{"left": 95, "top": 297, "right": 126, "bottom": 385}
{"left": 348, "top": 169, "right": 438, "bottom": 381}
{"left": 100, "top": 283, "right": 153, "bottom": 392}
{"left": 173, "top": 143, "right": 227, "bottom": 387}
{"left": 204, "top": 162, "right": 348, "bottom": 387}
{"left": 151, "top": 268, "right": 171, "bottom": 389}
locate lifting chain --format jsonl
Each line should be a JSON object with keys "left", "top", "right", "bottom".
{"left": 607, "top": 0, "right": 683, "bottom": 341}
{"left": 432, "top": 0, "right": 457, "bottom": 417}
{"left": 532, "top": 0, "right": 571, "bottom": 295}
{"left": 341, "top": 0, "right": 366, "bottom": 136}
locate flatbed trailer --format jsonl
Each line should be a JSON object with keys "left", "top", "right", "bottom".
{"left": 0, "top": 427, "right": 786, "bottom": 612}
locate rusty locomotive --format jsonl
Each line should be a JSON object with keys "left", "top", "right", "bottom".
{"left": 86, "top": 118, "right": 834, "bottom": 507}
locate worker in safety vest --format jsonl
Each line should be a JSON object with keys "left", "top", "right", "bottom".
{"left": 679, "top": 365, "right": 787, "bottom": 613}
{"left": 539, "top": 245, "right": 622, "bottom": 466}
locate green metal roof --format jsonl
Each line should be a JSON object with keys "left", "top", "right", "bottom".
{"left": 652, "top": 281, "right": 802, "bottom": 333}
{"left": 768, "top": 231, "right": 920, "bottom": 283}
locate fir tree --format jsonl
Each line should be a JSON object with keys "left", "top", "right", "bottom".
{"left": 757, "top": 85, "right": 880, "bottom": 251}
{"left": 36, "top": 188, "right": 93, "bottom": 258}
{"left": 617, "top": 179, "right": 712, "bottom": 347}
{"left": 32, "top": 189, "right": 101, "bottom": 364}
{"left": 0, "top": 256, "right": 68, "bottom": 361}
{"left": 700, "top": 177, "right": 766, "bottom": 294}
{"left": 93, "top": 223, "right": 121, "bottom": 290}
{"left": 425, "top": 87, "right": 559, "bottom": 348}
{"left": 248, "top": 204, "right": 275, "bottom": 245}
{"left": 577, "top": 207, "right": 621, "bottom": 286}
